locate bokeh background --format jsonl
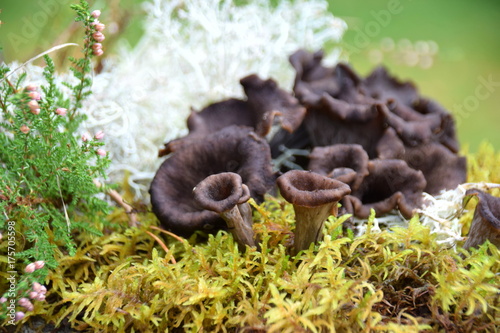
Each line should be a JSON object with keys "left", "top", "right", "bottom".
{"left": 1, "top": 0, "right": 499, "bottom": 151}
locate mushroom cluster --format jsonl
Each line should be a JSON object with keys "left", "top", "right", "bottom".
{"left": 150, "top": 49, "right": 470, "bottom": 252}
{"left": 287, "top": 49, "right": 466, "bottom": 196}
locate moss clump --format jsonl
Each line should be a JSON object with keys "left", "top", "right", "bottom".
{"left": 9, "top": 143, "right": 500, "bottom": 331}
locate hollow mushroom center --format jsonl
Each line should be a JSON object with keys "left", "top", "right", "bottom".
{"left": 289, "top": 178, "right": 337, "bottom": 194}
{"left": 206, "top": 179, "right": 238, "bottom": 202}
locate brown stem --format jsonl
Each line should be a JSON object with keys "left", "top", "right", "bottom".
{"left": 221, "top": 204, "right": 256, "bottom": 251}
{"left": 93, "top": 179, "right": 137, "bottom": 227}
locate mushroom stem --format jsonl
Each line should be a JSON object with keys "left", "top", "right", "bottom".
{"left": 220, "top": 205, "right": 256, "bottom": 250}
{"left": 193, "top": 172, "right": 256, "bottom": 251}
{"left": 293, "top": 203, "right": 338, "bottom": 254}
{"left": 276, "top": 170, "right": 351, "bottom": 255}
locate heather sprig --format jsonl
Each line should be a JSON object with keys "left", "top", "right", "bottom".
{"left": 67, "top": 1, "right": 106, "bottom": 117}
{"left": 0, "top": 1, "right": 110, "bottom": 322}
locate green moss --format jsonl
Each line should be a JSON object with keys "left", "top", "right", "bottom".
{"left": 12, "top": 142, "right": 500, "bottom": 331}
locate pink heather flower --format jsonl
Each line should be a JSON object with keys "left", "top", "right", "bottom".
{"left": 82, "top": 134, "right": 91, "bottom": 142}
{"left": 93, "top": 48, "right": 104, "bottom": 57}
{"left": 35, "top": 293, "right": 46, "bottom": 301}
{"left": 29, "top": 291, "right": 39, "bottom": 299}
{"left": 0, "top": 297, "right": 7, "bottom": 304}
{"left": 20, "top": 125, "right": 30, "bottom": 134}
{"left": 95, "top": 131, "right": 105, "bottom": 140}
{"left": 96, "top": 148, "right": 106, "bottom": 156}
{"left": 15, "top": 312, "right": 25, "bottom": 321}
{"left": 93, "top": 22, "right": 105, "bottom": 32}
{"left": 39, "top": 285, "right": 47, "bottom": 294}
{"left": 55, "top": 108, "right": 67, "bottom": 116}
{"left": 34, "top": 260, "right": 45, "bottom": 270}
{"left": 18, "top": 298, "right": 34, "bottom": 311}
{"left": 25, "top": 263, "right": 36, "bottom": 273}
{"left": 28, "top": 99, "right": 40, "bottom": 111}
{"left": 18, "top": 298, "right": 29, "bottom": 306}
{"left": 32, "top": 282, "right": 43, "bottom": 293}
{"left": 92, "top": 31, "right": 105, "bottom": 42}
{"left": 92, "top": 43, "right": 102, "bottom": 50}
{"left": 28, "top": 91, "right": 41, "bottom": 100}
{"left": 91, "top": 10, "right": 101, "bottom": 18}
{"left": 25, "top": 84, "right": 37, "bottom": 92}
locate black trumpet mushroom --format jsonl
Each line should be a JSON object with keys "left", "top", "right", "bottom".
{"left": 289, "top": 49, "right": 466, "bottom": 197}
{"left": 308, "top": 144, "right": 369, "bottom": 192}
{"left": 276, "top": 170, "right": 351, "bottom": 255}
{"left": 159, "top": 74, "right": 306, "bottom": 156}
{"left": 343, "top": 159, "right": 427, "bottom": 219}
{"left": 376, "top": 127, "right": 467, "bottom": 195}
{"left": 150, "top": 125, "right": 276, "bottom": 237}
{"left": 193, "top": 172, "right": 256, "bottom": 251}
{"left": 463, "top": 189, "right": 500, "bottom": 249}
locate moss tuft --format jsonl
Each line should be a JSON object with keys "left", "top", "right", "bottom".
{"left": 9, "top": 142, "right": 500, "bottom": 331}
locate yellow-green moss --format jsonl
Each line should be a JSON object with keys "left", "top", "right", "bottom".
{"left": 13, "top": 142, "right": 500, "bottom": 332}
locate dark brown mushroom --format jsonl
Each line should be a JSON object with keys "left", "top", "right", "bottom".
{"left": 378, "top": 103, "right": 443, "bottom": 147}
{"left": 304, "top": 95, "right": 386, "bottom": 158}
{"left": 376, "top": 127, "right": 467, "bottom": 195}
{"left": 240, "top": 74, "right": 306, "bottom": 136}
{"left": 159, "top": 99, "right": 255, "bottom": 156}
{"left": 193, "top": 172, "right": 256, "bottom": 250}
{"left": 159, "top": 74, "right": 306, "bottom": 157}
{"left": 463, "top": 189, "right": 500, "bottom": 249}
{"left": 363, "top": 66, "right": 419, "bottom": 107}
{"left": 289, "top": 49, "right": 362, "bottom": 107}
{"left": 150, "top": 126, "right": 276, "bottom": 237}
{"left": 343, "top": 159, "right": 427, "bottom": 219}
{"left": 289, "top": 49, "right": 338, "bottom": 106}
{"left": 413, "top": 97, "right": 460, "bottom": 153}
{"left": 276, "top": 170, "right": 351, "bottom": 255}
{"left": 308, "top": 144, "right": 369, "bottom": 192}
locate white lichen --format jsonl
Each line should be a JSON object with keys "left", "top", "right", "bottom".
{"left": 3, "top": 0, "right": 347, "bottom": 200}
{"left": 85, "top": 0, "right": 346, "bottom": 198}
{"left": 417, "top": 182, "right": 500, "bottom": 247}
{"left": 352, "top": 182, "right": 500, "bottom": 248}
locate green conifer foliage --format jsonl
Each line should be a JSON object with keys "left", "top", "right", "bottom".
{"left": 0, "top": 1, "right": 111, "bottom": 320}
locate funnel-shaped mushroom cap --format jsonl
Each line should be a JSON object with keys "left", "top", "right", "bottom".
{"left": 240, "top": 74, "right": 306, "bottom": 136}
{"left": 277, "top": 170, "right": 351, "bottom": 208}
{"left": 150, "top": 126, "right": 276, "bottom": 237}
{"left": 277, "top": 170, "right": 351, "bottom": 254}
{"left": 193, "top": 172, "right": 255, "bottom": 249}
{"left": 159, "top": 75, "right": 306, "bottom": 157}
{"left": 345, "top": 159, "right": 427, "bottom": 219}
{"left": 308, "top": 144, "right": 369, "bottom": 192}
{"left": 463, "top": 189, "right": 500, "bottom": 249}
{"left": 193, "top": 173, "right": 250, "bottom": 213}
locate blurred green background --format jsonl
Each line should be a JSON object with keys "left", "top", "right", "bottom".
{"left": 1, "top": 0, "right": 498, "bottom": 151}
{"left": 331, "top": 0, "right": 500, "bottom": 152}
